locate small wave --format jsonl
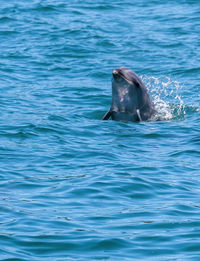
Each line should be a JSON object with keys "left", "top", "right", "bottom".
{"left": 0, "top": 16, "right": 15, "bottom": 23}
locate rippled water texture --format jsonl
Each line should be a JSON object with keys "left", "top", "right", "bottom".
{"left": 0, "top": 0, "right": 200, "bottom": 260}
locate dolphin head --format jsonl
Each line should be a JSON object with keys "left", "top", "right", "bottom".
{"left": 112, "top": 67, "right": 141, "bottom": 86}
{"left": 102, "top": 67, "right": 156, "bottom": 122}
{"left": 111, "top": 67, "right": 146, "bottom": 113}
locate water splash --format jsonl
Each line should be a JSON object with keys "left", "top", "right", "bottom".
{"left": 142, "top": 75, "right": 185, "bottom": 121}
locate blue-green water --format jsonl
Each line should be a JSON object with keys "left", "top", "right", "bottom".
{"left": 0, "top": 1, "right": 200, "bottom": 260}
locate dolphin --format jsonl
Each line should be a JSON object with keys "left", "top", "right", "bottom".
{"left": 102, "top": 67, "right": 156, "bottom": 122}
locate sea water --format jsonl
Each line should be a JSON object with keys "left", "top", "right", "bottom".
{"left": 0, "top": 1, "right": 200, "bottom": 260}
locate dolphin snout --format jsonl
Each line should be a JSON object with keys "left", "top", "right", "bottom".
{"left": 112, "top": 69, "right": 118, "bottom": 75}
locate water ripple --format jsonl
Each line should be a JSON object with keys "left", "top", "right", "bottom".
{"left": 0, "top": 0, "right": 200, "bottom": 260}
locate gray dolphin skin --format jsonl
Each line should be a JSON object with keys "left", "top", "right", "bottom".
{"left": 102, "top": 67, "right": 156, "bottom": 122}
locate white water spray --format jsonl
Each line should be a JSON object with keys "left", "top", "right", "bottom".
{"left": 141, "top": 75, "right": 185, "bottom": 121}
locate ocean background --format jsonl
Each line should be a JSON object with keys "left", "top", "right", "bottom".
{"left": 0, "top": 0, "right": 200, "bottom": 260}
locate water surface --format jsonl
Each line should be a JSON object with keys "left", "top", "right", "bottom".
{"left": 0, "top": 0, "right": 200, "bottom": 260}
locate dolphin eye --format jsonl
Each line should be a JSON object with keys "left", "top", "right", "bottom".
{"left": 135, "top": 81, "right": 140, "bottom": 87}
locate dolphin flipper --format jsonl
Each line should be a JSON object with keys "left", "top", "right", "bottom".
{"left": 136, "top": 109, "right": 142, "bottom": 121}
{"left": 102, "top": 110, "right": 112, "bottom": 120}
